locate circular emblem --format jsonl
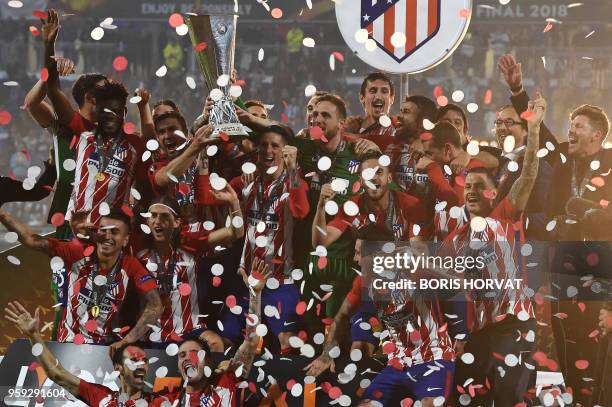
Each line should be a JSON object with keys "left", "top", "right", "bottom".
{"left": 335, "top": 0, "right": 472, "bottom": 73}
{"left": 216, "top": 23, "right": 227, "bottom": 35}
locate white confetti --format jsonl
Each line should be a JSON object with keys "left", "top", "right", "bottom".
{"left": 291, "top": 383, "right": 303, "bottom": 397}
{"left": 329, "top": 54, "right": 335, "bottom": 71}
{"left": 229, "top": 85, "right": 242, "bottom": 98}
{"left": 186, "top": 76, "right": 196, "bottom": 89}
{"left": 343, "top": 201, "right": 359, "bottom": 216}
{"left": 504, "top": 354, "right": 518, "bottom": 367}
{"left": 155, "top": 65, "right": 168, "bottom": 77}
{"left": 27, "top": 166, "right": 41, "bottom": 179}
{"left": 585, "top": 30, "right": 595, "bottom": 38}
{"left": 466, "top": 103, "right": 479, "bottom": 113}
{"left": 317, "top": 156, "right": 332, "bottom": 171}
{"left": 90, "top": 27, "right": 104, "bottom": 40}
{"left": 470, "top": 216, "right": 487, "bottom": 232}
{"left": 175, "top": 23, "right": 189, "bottom": 36}
{"left": 63, "top": 159, "right": 76, "bottom": 171}
{"left": 8, "top": 0, "right": 23, "bottom": 7}
{"left": 231, "top": 216, "right": 244, "bottom": 229}
{"left": 350, "top": 349, "right": 363, "bottom": 362}
{"left": 140, "top": 224, "right": 151, "bottom": 234}
{"left": 507, "top": 161, "right": 519, "bottom": 172}
{"left": 503, "top": 135, "right": 516, "bottom": 153}
{"left": 499, "top": 0, "right": 511, "bottom": 4}
{"left": 146, "top": 139, "right": 159, "bottom": 151}
{"left": 99, "top": 202, "right": 110, "bottom": 216}
{"left": 242, "top": 162, "right": 256, "bottom": 174}
{"left": 324, "top": 200, "right": 338, "bottom": 216}
{"left": 31, "top": 343, "right": 43, "bottom": 356}
{"left": 390, "top": 32, "right": 406, "bottom": 48}
{"left": 211, "top": 263, "right": 224, "bottom": 276}
{"left": 355, "top": 28, "right": 369, "bottom": 44}
{"left": 210, "top": 176, "right": 227, "bottom": 191}
{"left": 590, "top": 160, "right": 600, "bottom": 171}
{"left": 302, "top": 37, "right": 315, "bottom": 48}
{"left": 3, "top": 81, "right": 18, "bottom": 86}
{"left": 256, "top": 324, "right": 268, "bottom": 337}
{"left": 4, "top": 232, "right": 18, "bottom": 243}
{"left": 545, "top": 219, "right": 557, "bottom": 232}
{"left": 141, "top": 150, "right": 152, "bottom": 162}
{"left": 423, "top": 118, "right": 435, "bottom": 130}
{"left": 165, "top": 343, "right": 179, "bottom": 356}
{"left": 365, "top": 38, "right": 377, "bottom": 52}
{"left": 466, "top": 140, "right": 480, "bottom": 156}
{"left": 536, "top": 148, "right": 549, "bottom": 158}
{"left": 258, "top": 48, "right": 264, "bottom": 61}
{"left": 217, "top": 74, "right": 230, "bottom": 87}
{"left": 206, "top": 145, "right": 218, "bottom": 157}
{"left": 379, "top": 115, "right": 392, "bottom": 128}
{"left": 452, "top": 90, "right": 465, "bottom": 102}
{"left": 155, "top": 366, "right": 168, "bottom": 377}
{"left": 461, "top": 352, "right": 474, "bottom": 364}
{"left": 210, "top": 88, "right": 224, "bottom": 102}
{"left": 378, "top": 155, "right": 391, "bottom": 167}
{"left": 304, "top": 84, "right": 317, "bottom": 97}
{"left": 7, "top": 255, "right": 20, "bottom": 265}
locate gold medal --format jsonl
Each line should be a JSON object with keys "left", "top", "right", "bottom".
{"left": 91, "top": 306, "right": 100, "bottom": 318}
{"left": 95, "top": 172, "right": 106, "bottom": 182}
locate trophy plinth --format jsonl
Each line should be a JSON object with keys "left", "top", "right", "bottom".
{"left": 186, "top": 14, "right": 247, "bottom": 138}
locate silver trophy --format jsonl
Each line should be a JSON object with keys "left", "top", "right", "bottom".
{"left": 186, "top": 14, "right": 248, "bottom": 138}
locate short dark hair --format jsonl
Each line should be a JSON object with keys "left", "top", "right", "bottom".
{"left": 313, "top": 91, "right": 329, "bottom": 98}
{"left": 429, "top": 121, "right": 462, "bottom": 149}
{"left": 72, "top": 73, "right": 106, "bottom": 108}
{"left": 153, "top": 99, "right": 179, "bottom": 112}
{"left": 405, "top": 95, "right": 438, "bottom": 124}
{"left": 101, "top": 207, "right": 132, "bottom": 232}
{"left": 180, "top": 332, "right": 212, "bottom": 358}
{"left": 92, "top": 80, "right": 128, "bottom": 105}
{"left": 356, "top": 223, "right": 395, "bottom": 241}
{"left": 571, "top": 104, "right": 610, "bottom": 139}
{"left": 359, "top": 151, "right": 382, "bottom": 165}
{"left": 436, "top": 103, "right": 468, "bottom": 134}
{"left": 360, "top": 72, "right": 395, "bottom": 97}
{"left": 315, "top": 94, "right": 347, "bottom": 119}
{"left": 466, "top": 166, "right": 497, "bottom": 187}
{"left": 111, "top": 342, "right": 146, "bottom": 366}
{"left": 244, "top": 100, "right": 266, "bottom": 110}
{"left": 154, "top": 111, "right": 188, "bottom": 135}
{"left": 149, "top": 195, "right": 181, "bottom": 217}
{"left": 260, "top": 124, "right": 294, "bottom": 144}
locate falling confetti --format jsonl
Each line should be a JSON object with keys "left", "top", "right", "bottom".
{"left": 113, "top": 56, "right": 128, "bottom": 71}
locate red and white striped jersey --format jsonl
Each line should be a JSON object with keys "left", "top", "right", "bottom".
{"left": 48, "top": 239, "right": 157, "bottom": 344}
{"left": 360, "top": 122, "right": 396, "bottom": 152}
{"left": 134, "top": 225, "right": 210, "bottom": 342}
{"left": 363, "top": 0, "right": 440, "bottom": 60}
{"left": 150, "top": 371, "right": 239, "bottom": 407}
{"left": 386, "top": 142, "right": 430, "bottom": 196}
{"left": 433, "top": 206, "right": 468, "bottom": 242}
{"left": 347, "top": 276, "right": 455, "bottom": 366}
{"left": 440, "top": 197, "right": 535, "bottom": 331}
{"left": 328, "top": 191, "right": 429, "bottom": 241}
{"left": 66, "top": 132, "right": 149, "bottom": 225}
{"left": 231, "top": 172, "right": 309, "bottom": 281}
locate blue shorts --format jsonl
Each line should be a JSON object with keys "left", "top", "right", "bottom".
{"left": 218, "top": 283, "right": 302, "bottom": 343}
{"left": 350, "top": 302, "right": 379, "bottom": 347}
{"left": 364, "top": 360, "right": 455, "bottom": 405}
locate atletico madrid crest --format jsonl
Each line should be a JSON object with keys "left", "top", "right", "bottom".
{"left": 335, "top": 0, "right": 472, "bottom": 74}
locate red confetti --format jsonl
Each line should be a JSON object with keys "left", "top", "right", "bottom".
{"left": 85, "top": 319, "right": 98, "bottom": 332}
{"left": 123, "top": 122, "right": 136, "bottom": 134}
{"left": 389, "top": 358, "right": 403, "bottom": 370}
{"left": 178, "top": 283, "right": 192, "bottom": 296}
{"left": 32, "top": 10, "right": 48, "bottom": 19}
{"left": 226, "top": 295, "right": 237, "bottom": 308}
{"left": 483, "top": 190, "right": 495, "bottom": 199}
{"left": 433, "top": 85, "right": 443, "bottom": 98}
{"left": 40, "top": 68, "right": 49, "bottom": 82}
{"left": 577, "top": 302, "right": 586, "bottom": 313}
{"left": 520, "top": 111, "right": 534, "bottom": 120}
{"left": 352, "top": 181, "right": 361, "bottom": 193}
{"left": 484, "top": 89, "right": 493, "bottom": 105}
{"left": 420, "top": 132, "right": 433, "bottom": 141}
{"left": 50, "top": 213, "right": 65, "bottom": 227}
{"left": 554, "top": 312, "right": 568, "bottom": 319}
{"left": 0, "top": 111, "right": 13, "bottom": 125}
{"left": 409, "top": 330, "right": 421, "bottom": 342}
{"left": 29, "top": 26, "right": 40, "bottom": 36}
{"left": 332, "top": 51, "right": 344, "bottom": 62}
{"left": 73, "top": 334, "right": 85, "bottom": 345}
{"left": 600, "top": 199, "right": 609, "bottom": 208}
{"left": 382, "top": 341, "right": 396, "bottom": 354}
{"left": 286, "top": 379, "right": 296, "bottom": 390}
{"left": 575, "top": 360, "right": 589, "bottom": 370}
{"left": 309, "top": 126, "right": 324, "bottom": 141}
{"left": 271, "top": 8, "right": 283, "bottom": 19}
{"left": 189, "top": 350, "right": 199, "bottom": 366}
{"left": 317, "top": 256, "right": 327, "bottom": 269}
{"left": 543, "top": 22, "right": 553, "bottom": 33}
{"left": 36, "top": 396, "right": 44, "bottom": 404}
{"left": 295, "top": 301, "right": 307, "bottom": 315}
{"left": 545, "top": 359, "right": 558, "bottom": 371}
{"left": 83, "top": 245, "right": 95, "bottom": 257}
{"left": 121, "top": 205, "right": 134, "bottom": 217}
{"left": 321, "top": 317, "right": 334, "bottom": 325}
{"left": 113, "top": 56, "right": 128, "bottom": 72}
{"left": 219, "top": 131, "right": 229, "bottom": 142}
{"left": 328, "top": 387, "right": 342, "bottom": 400}
{"left": 234, "top": 79, "right": 246, "bottom": 86}
{"left": 591, "top": 177, "right": 605, "bottom": 187}
{"left": 436, "top": 95, "right": 449, "bottom": 107}
{"left": 586, "top": 252, "right": 599, "bottom": 267}
{"left": 119, "top": 325, "right": 131, "bottom": 334}
{"left": 588, "top": 329, "right": 600, "bottom": 339}
{"left": 29, "top": 361, "right": 40, "bottom": 371}
{"left": 194, "top": 42, "right": 208, "bottom": 52}
{"left": 534, "top": 292, "right": 544, "bottom": 306}
{"left": 280, "top": 113, "right": 289, "bottom": 123}
{"left": 212, "top": 276, "right": 222, "bottom": 287}
{"left": 459, "top": 8, "right": 471, "bottom": 18}
{"left": 401, "top": 398, "right": 414, "bottom": 407}
{"left": 168, "top": 13, "right": 184, "bottom": 28}
{"left": 372, "top": 390, "right": 384, "bottom": 399}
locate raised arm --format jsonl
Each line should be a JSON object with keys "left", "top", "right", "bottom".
{"left": 208, "top": 183, "right": 245, "bottom": 245}
{"left": 312, "top": 184, "right": 343, "bottom": 247}
{"left": 4, "top": 301, "right": 80, "bottom": 395}
{"left": 0, "top": 209, "right": 49, "bottom": 253}
{"left": 230, "top": 258, "right": 271, "bottom": 378}
{"left": 508, "top": 93, "right": 545, "bottom": 212}
{"left": 109, "top": 290, "right": 162, "bottom": 357}
{"left": 42, "top": 10, "right": 77, "bottom": 126}
{"left": 304, "top": 295, "right": 357, "bottom": 377}
{"left": 134, "top": 88, "right": 155, "bottom": 141}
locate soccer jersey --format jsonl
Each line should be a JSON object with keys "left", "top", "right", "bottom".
{"left": 48, "top": 239, "right": 157, "bottom": 343}
{"left": 66, "top": 131, "right": 150, "bottom": 225}
{"left": 347, "top": 276, "right": 456, "bottom": 366}
{"left": 230, "top": 171, "right": 309, "bottom": 281}
{"left": 78, "top": 380, "right": 153, "bottom": 406}
{"left": 134, "top": 224, "right": 210, "bottom": 342}
{"left": 293, "top": 135, "right": 362, "bottom": 259}
{"left": 359, "top": 121, "right": 396, "bottom": 152}
{"left": 148, "top": 156, "right": 198, "bottom": 212}
{"left": 328, "top": 191, "right": 429, "bottom": 241}
{"left": 150, "top": 371, "right": 239, "bottom": 407}
{"left": 387, "top": 141, "right": 429, "bottom": 196}
{"left": 440, "top": 197, "right": 535, "bottom": 331}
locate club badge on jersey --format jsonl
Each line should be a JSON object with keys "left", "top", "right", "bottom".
{"left": 335, "top": 0, "right": 472, "bottom": 73}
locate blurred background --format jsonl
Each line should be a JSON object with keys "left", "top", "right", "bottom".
{"left": 0, "top": 0, "right": 611, "bottom": 241}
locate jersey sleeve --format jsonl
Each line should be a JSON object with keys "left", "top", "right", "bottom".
{"left": 180, "top": 223, "right": 211, "bottom": 257}
{"left": 47, "top": 238, "right": 84, "bottom": 264}
{"left": 124, "top": 256, "right": 158, "bottom": 293}
{"left": 327, "top": 206, "right": 356, "bottom": 233}
{"left": 346, "top": 276, "right": 362, "bottom": 307}
{"left": 398, "top": 194, "right": 430, "bottom": 239}
{"left": 287, "top": 174, "right": 310, "bottom": 219}
{"left": 425, "top": 162, "right": 459, "bottom": 208}
{"left": 491, "top": 196, "right": 519, "bottom": 221}
{"left": 147, "top": 160, "right": 167, "bottom": 194}
{"left": 218, "top": 371, "right": 240, "bottom": 391}
{"left": 77, "top": 379, "right": 113, "bottom": 406}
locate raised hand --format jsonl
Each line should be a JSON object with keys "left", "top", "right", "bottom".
{"left": 317, "top": 183, "right": 336, "bottom": 208}
{"left": 525, "top": 92, "right": 547, "bottom": 127}
{"left": 52, "top": 56, "right": 75, "bottom": 77}
{"left": 304, "top": 353, "right": 335, "bottom": 377}
{"left": 211, "top": 183, "right": 239, "bottom": 204}
{"left": 498, "top": 54, "right": 523, "bottom": 91}
{"left": 5, "top": 301, "right": 40, "bottom": 338}
{"left": 42, "top": 9, "right": 60, "bottom": 46}
{"left": 282, "top": 145, "right": 298, "bottom": 171}
{"left": 134, "top": 88, "right": 151, "bottom": 109}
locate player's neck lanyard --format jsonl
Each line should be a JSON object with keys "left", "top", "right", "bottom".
{"left": 317, "top": 139, "right": 345, "bottom": 185}
{"left": 256, "top": 170, "right": 287, "bottom": 219}
{"left": 571, "top": 151, "right": 600, "bottom": 198}
{"left": 151, "top": 248, "right": 177, "bottom": 294}
{"left": 89, "top": 254, "right": 122, "bottom": 318}
{"left": 94, "top": 134, "right": 123, "bottom": 180}
{"left": 361, "top": 191, "right": 397, "bottom": 237}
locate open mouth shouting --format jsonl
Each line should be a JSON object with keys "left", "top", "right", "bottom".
{"left": 372, "top": 100, "right": 385, "bottom": 116}
{"left": 133, "top": 368, "right": 146, "bottom": 384}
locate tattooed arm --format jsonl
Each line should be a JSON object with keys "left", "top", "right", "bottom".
{"left": 0, "top": 209, "right": 49, "bottom": 253}
{"left": 230, "top": 258, "right": 271, "bottom": 378}
{"left": 508, "top": 93, "right": 545, "bottom": 212}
